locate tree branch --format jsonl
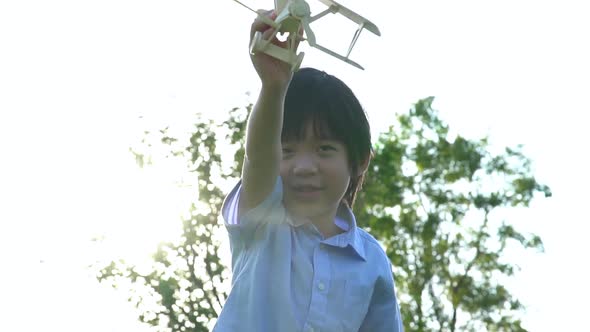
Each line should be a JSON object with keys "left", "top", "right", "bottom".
{"left": 428, "top": 281, "right": 446, "bottom": 332}
{"left": 450, "top": 209, "right": 490, "bottom": 331}
{"left": 185, "top": 243, "right": 206, "bottom": 328}
{"left": 205, "top": 243, "right": 225, "bottom": 313}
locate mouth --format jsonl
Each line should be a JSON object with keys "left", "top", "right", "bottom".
{"left": 292, "top": 184, "right": 323, "bottom": 192}
{"left": 291, "top": 185, "right": 323, "bottom": 199}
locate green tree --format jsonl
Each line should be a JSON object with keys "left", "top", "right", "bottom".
{"left": 355, "top": 97, "right": 551, "bottom": 331}
{"left": 96, "top": 97, "right": 549, "bottom": 332}
{"left": 96, "top": 107, "right": 248, "bottom": 332}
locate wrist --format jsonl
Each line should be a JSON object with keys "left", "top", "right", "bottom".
{"left": 260, "top": 81, "right": 289, "bottom": 99}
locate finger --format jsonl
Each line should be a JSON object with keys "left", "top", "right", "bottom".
{"left": 261, "top": 27, "right": 276, "bottom": 41}
{"left": 294, "top": 26, "right": 304, "bottom": 49}
{"left": 250, "top": 9, "right": 276, "bottom": 42}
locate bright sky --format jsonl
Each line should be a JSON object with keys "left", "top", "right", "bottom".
{"left": 1, "top": 0, "right": 588, "bottom": 331}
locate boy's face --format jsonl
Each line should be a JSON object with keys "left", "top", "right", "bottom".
{"left": 280, "top": 124, "right": 351, "bottom": 225}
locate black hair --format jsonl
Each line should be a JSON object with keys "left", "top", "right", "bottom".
{"left": 282, "top": 67, "right": 373, "bottom": 207}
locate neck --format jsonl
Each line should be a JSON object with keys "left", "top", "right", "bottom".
{"left": 312, "top": 216, "right": 344, "bottom": 239}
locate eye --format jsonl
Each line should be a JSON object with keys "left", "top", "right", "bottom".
{"left": 319, "top": 144, "right": 336, "bottom": 152}
{"left": 282, "top": 147, "right": 294, "bottom": 158}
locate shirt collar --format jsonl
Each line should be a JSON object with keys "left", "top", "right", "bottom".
{"left": 332, "top": 203, "right": 366, "bottom": 261}
{"left": 287, "top": 203, "right": 366, "bottom": 261}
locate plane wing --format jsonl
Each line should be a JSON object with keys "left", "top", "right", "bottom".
{"left": 316, "top": 0, "right": 381, "bottom": 36}
{"left": 312, "top": 43, "right": 364, "bottom": 70}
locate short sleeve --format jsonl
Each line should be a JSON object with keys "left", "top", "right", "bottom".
{"left": 220, "top": 177, "right": 285, "bottom": 250}
{"left": 359, "top": 260, "right": 404, "bottom": 331}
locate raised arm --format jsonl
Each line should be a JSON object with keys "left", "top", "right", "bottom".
{"left": 239, "top": 10, "right": 296, "bottom": 215}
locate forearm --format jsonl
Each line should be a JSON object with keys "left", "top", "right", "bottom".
{"left": 238, "top": 9, "right": 293, "bottom": 213}
{"left": 245, "top": 84, "right": 287, "bottom": 162}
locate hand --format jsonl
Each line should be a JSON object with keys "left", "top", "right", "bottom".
{"left": 249, "top": 10, "right": 296, "bottom": 91}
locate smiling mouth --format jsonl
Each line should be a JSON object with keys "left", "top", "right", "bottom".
{"left": 291, "top": 185, "right": 323, "bottom": 200}
{"left": 292, "top": 185, "right": 323, "bottom": 192}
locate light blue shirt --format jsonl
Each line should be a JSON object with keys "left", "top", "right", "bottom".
{"left": 213, "top": 178, "right": 403, "bottom": 332}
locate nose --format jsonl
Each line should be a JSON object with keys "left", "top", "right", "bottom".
{"left": 292, "top": 153, "right": 318, "bottom": 176}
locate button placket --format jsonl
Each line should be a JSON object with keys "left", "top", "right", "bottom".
{"left": 305, "top": 244, "right": 331, "bottom": 331}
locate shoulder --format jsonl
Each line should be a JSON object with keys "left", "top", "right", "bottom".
{"left": 355, "top": 228, "right": 399, "bottom": 301}
{"left": 355, "top": 227, "right": 394, "bottom": 271}
{"left": 356, "top": 227, "right": 386, "bottom": 255}
{"left": 221, "top": 177, "right": 285, "bottom": 227}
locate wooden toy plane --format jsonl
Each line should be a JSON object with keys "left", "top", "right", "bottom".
{"left": 231, "top": 0, "right": 381, "bottom": 71}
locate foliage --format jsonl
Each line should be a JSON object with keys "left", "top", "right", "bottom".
{"left": 96, "top": 107, "right": 249, "bottom": 332}
{"left": 355, "top": 97, "right": 551, "bottom": 331}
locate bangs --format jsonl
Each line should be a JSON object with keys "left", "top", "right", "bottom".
{"left": 281, "top": 97, "right": 346, "bottom": 143}
{"left": 282, "top": 70, "right": 349, "bottom": 144}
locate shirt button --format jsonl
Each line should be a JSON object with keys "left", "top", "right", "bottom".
{"left": 318, "top": 282, "right": 325, "bottom": 291}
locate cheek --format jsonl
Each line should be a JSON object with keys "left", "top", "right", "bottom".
{"left": 279, "top": 160, "right": 289, "bottom": 177}
{"left": 326, "top": 162, "right": 352, "bottom": 187}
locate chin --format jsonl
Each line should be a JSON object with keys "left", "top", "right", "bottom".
{"left": 284, "top": 198, "right": 310, "bottom": 211}
{"left": 285, "top": 201, "right": 329, "bottom": 220}
{"left": 287, "top": 205, "right": 315, "bottom": 217}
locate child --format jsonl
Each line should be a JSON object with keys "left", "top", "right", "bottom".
{"left": 213, "top": 10, "right": 403, "bottom": 332}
